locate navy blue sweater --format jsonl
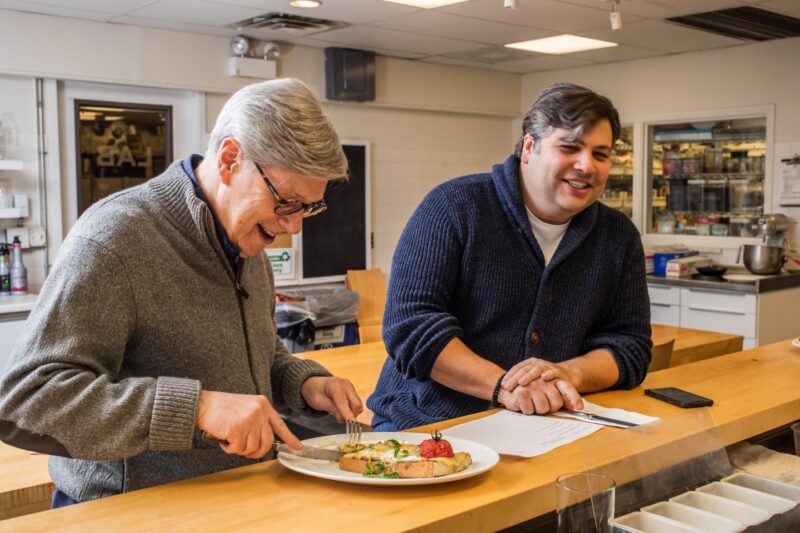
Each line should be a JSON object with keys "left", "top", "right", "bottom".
{"left": 367, "top": 155, "right": 652, "bottom": 430}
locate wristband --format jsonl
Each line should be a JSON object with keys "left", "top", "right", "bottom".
{"left": 489, "top": 372, "right": 507, "bottom": 409}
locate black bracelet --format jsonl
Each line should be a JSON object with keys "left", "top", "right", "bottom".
{"left": 489, "top": 372, "right": 507, "bottom": 409}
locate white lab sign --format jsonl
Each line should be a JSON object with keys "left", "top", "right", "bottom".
{"left": 266, "top": 248, "right": 295, "bottom": 280}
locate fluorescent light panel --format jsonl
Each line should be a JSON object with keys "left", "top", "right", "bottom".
{"left": 506, "top": 34, "right": 618, "bottom": 54}
{"left": 380, "top": 0, "right": 470, "bottom": 8}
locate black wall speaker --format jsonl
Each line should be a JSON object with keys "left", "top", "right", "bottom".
{"left": 324, "top": 47, "right": 375, "bottom": 102}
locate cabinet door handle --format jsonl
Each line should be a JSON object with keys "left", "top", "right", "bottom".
{"left": 687, "top": 289, "right": 746, "bottom": 298}
{"left": 651, "top": 302, "right": 672, "bottom": 307}
{"left": 688, "top": 305, "right": 746, "bottom": 316}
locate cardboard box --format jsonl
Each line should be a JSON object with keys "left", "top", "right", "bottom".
{"left": 666, "top": 256, "right": 712, "bottom": 277}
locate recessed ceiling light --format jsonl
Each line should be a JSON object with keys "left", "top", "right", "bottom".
{"left": 505, "top": 34, "right": 618, "bottom": 54}
{"left": 289, "top": 0, "right": 322, "bottom": 7}
{"left": 380, "top": 0, "right": 470, "bottom": 8}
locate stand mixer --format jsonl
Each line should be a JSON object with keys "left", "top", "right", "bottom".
{"left": 740, "top": 214, "right": 792, "bottom": 275}
{"left": 753, "top": 214, "right": 789, "bottom": 247}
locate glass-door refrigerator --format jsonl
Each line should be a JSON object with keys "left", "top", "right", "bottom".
{"left": 646, "top": 117, "right": 767, "bottom": 239}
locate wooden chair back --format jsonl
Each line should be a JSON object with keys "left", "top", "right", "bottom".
{"left": 649, "top": 338, "right": 675, "bottom": 372}
{"left": 345, "top": 268, "right": 388, "bottom": 343}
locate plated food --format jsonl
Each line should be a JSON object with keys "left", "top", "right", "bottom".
{"left": 338, "top": 431, "right": 473, "bottom": 479}
{"left": 276, "top": 431, "right": 499, "bottom": 486}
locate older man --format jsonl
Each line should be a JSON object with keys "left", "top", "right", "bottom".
{"left": 368, "top": 83, "right": 651, "bottom": 431}
{"left": 0, "top": 79, "right": 362, "bottom": 505}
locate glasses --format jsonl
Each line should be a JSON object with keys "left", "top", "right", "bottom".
{"left": 254, "top": 162, "right": 327, "bottom": 218}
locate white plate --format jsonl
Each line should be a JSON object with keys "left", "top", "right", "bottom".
{"left": 723, "top": 273, "right": 770, "bottom": 283}
{"left": 792, "top": 338, "right": 800, "bottom": 349}
{"left": 277, "top": 431, "right": 500, "bottom": 486}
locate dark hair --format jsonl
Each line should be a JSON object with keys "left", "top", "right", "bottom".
{"left": 514, "top": 83, "right": 621, "bottom": 156}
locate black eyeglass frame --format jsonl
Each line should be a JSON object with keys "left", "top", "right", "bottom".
{"left": 253, "top": 162, "right": 327, "bottom": 218}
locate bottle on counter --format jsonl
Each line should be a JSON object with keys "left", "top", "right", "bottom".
{"left": 10, "top": 237, "right": 27, "bottom": 295}
{"left": 0, "top": 242, "right": 10, "bottom": 295}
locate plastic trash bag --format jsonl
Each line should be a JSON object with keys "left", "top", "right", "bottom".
{"left": 277, "top": 288, "right": 359, "bottom": 328}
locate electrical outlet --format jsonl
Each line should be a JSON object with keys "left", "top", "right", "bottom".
{"left": 5, "top": 227, "right": 30, "bottom": 248}
{"left": 29, "top": 227, "right": 46, "bottom": 247}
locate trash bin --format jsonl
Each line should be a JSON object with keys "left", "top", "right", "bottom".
{"left": 275, "top": 288, "right": 359, "bottom": 353}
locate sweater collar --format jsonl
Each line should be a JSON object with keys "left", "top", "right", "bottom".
{"left": 492, "top": 154, "right": 598, "bottom": 268}
{"left": 182, "top": 154, "right": 240, "bottom": 265}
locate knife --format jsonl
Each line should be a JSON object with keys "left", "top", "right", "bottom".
{"left": 561, "top": 410, "right": 639, "bottom": 428}
{"left": 201, "top": 431, "right": 346, "bottom": 461}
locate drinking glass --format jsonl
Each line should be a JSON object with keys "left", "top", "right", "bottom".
{"left": 556, "top": 472, "right": 616, "bottom": 533}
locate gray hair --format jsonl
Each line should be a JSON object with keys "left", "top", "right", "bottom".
{"left": 514, "top": 83, "right": 621, "bottom": 156}
{"left": 206, "top": 78, "right": 347, "bottom": 180}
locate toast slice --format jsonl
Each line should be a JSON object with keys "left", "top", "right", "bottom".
{"left": 338, "top": 440, "right": 472, "bottom": 479}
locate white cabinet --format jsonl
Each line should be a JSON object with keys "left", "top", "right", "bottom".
{"left": 0, "top": 312, "right": 28, "bottom": 372}
{"left": 648, "top": 285, "right": 680, "bottom": 326}
{"left": 649, "top": 283, "right": 800, "bottom": 349}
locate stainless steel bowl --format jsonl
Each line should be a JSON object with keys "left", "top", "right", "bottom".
{"left": 741, "top": 244, "right": 786, "bottom": 275}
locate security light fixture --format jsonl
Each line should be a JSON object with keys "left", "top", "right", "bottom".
{"left": 230, "top": 35, "right": 250, "bottom": 57}
{"left": 610, "top": 0, "right": 622, "bottom": 30}
{"left": 504, "top": 0, "right": 517, "bottom": 8}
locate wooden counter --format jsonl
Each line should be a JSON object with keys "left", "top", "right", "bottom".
{"left": 3, "top": 339, "right": 797, "bottom": 532}
{"left": 652, "top": 323, "right": 743, "bottom": 367}
{"left": 0, "top": 445, "right": 52, "bottom": 521}
{"left": 303, "top": 324, "right": 742, "bottom": 425}
{"left": 0, "top": 324, "right": 742, "bottom": 522}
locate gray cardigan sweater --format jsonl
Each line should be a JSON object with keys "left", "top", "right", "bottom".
{"left": 0, "top": 161, "right": 330, "bottom": 501}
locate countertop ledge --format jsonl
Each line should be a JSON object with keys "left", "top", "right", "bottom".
{"left": 647, "top": 270, "right": 800, "bottom": 294}
{"left": 0, "top": 294, "right": 38, "bottom": 314}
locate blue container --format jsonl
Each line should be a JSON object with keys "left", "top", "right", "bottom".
{"left": 653, "top": 252, "right": 695, "bottom": 276}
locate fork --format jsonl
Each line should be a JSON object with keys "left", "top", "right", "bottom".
{"left": 345, "top": 419, "right": 362, "bottom": 448}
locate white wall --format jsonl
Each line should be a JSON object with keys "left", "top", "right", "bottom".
{"left": 0, "top": 9, "right": 520, "bottom": 276}
{"left": 0, "top": 74, "right": 47, "bottom": 290}
{"left": 520, "top": 37, "right": 800, "bottom": 258}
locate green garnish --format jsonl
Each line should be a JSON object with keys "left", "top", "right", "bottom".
{"left": 363, "top": 460, "right": 400, "bottom": 478}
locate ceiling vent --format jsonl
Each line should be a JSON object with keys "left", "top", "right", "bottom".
{"left": 228, "top": 12, "right": 345, "bottom": 34}
{"left": 668, "top": 6, "right": 800, "bottom": 41}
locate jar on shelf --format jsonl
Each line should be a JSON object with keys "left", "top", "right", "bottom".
{"left": 688, "top": 179, "right": 704, "bottom": 212}
{"left": 663, "top": 152, "right": 682, "bottom": 176}
{"left": 667, "top": 176, "right": 688, "bottom": 212}
{"left": 703, "top": 179, "right": 728, "bottom": 212}
{"left": 703, "top": 147, "right": 724, "bottom": 173}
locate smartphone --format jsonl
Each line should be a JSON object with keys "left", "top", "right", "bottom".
{"left": 644, "top": 387, "right": 713, "bottom": 408}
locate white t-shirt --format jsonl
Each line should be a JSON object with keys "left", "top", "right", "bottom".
{"left": 526, "top": 207, "right": 570, "bottom": 266}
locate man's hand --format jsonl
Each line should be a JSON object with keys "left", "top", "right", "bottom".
{"left": 196, "top": 390, "right": 301, "bottom": 459}
{"left": 499, "top": 378, "right": 583, "bottom": 415}
{"left": 502, "top": 357, "right": 580, "bottom": 391}
{"left": 301, "top": 376, "right": 363, "bottom": 423}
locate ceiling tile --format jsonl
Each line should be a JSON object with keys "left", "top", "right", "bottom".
{"left": 561, "top": 0, "right": 750, "bottom": 19}
{"left": 569, "top": 43, "right": 664, "bottom": 62}
{"left": 757, "top": 0, "right": 800, "bottom": 18}
{"left": 304, "top": 25, "right": 482, "bottom": 56}
{"left": 125, "top": 0, "right": 265, "bottom": 27}
{"left": 368, "top": 11, "right": 553, "bottom": 46}
{"left": 14, "top": 0, "right": 157, "bottom": 15}
{"left": 582, "top": 18, "right": 747, "bottom": 53}
{"left": 425, "top": 55, "right": 531, "bottom": 73}
{"left": 497, "top": 53, "right": 594, "bottom": 73}
{"left": 206, "top": 0, "right": 419, "bottom": 24}
{"left": 439, "top": 45, "right": 532, "bottom": 63}
{"left": 292, "top": 36, "right": 427, "bottom": 59}
{"left": 109, "top": 14, "right": 236, "bottom": 37}
{"left": 0, "top": 0, "right": 115, "bottom": 21}
{"left": 437, "top": 0, "right": 641, "bottom": 33}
